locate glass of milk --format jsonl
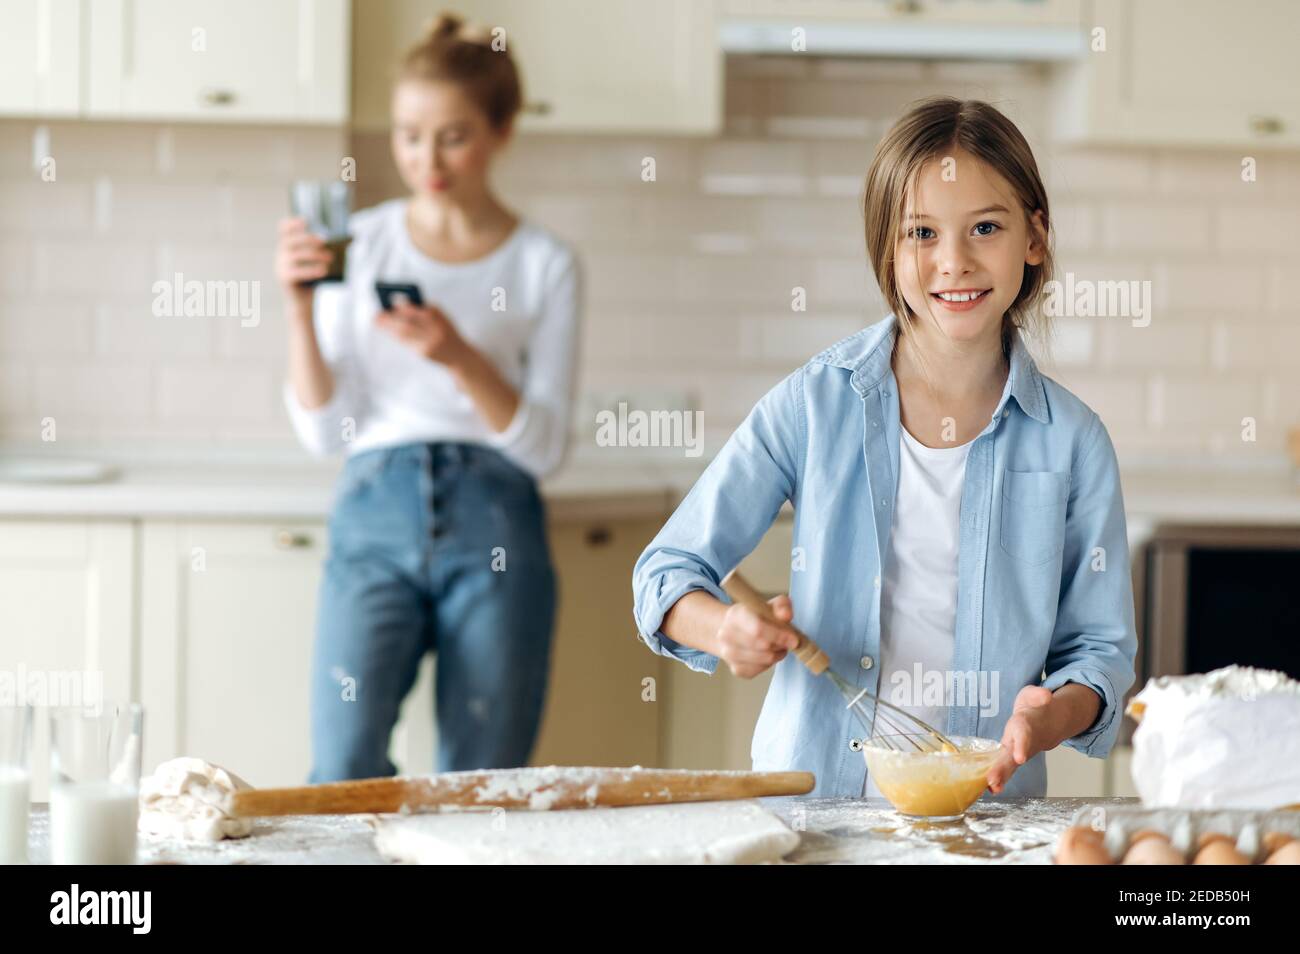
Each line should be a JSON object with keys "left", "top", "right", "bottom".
{"left": 0, "top": 704, "right": 33, "bottom": 864}
{"left": 48, "top": 703, "right": 144, "bottom": 865}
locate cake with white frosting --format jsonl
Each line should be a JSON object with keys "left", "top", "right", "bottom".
{"left": 1126, "top": 665, "right": 1300, "bottom": 810}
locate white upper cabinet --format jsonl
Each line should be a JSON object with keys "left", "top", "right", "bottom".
{"left": 352, "top": 0, "right": 722, "bottom": 134}
{"left": 719, "top": 0, "right": 1082, "bottom": 26}
{"left": 0, "top": 0, "right": 82, "bottom": 116}
{"left": 86, "top": 0, "right": 350, "bottom": 123}
{"left": 1051, "top": 0, "right": 1300, "bottom": 149}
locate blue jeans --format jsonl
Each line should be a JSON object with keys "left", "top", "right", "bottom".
{"left": 308, "top": 441, "right": 557, "bottom": 782}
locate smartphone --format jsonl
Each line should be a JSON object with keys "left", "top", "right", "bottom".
{"left": 375, "top": 282, "right": 424, "bottom": 311}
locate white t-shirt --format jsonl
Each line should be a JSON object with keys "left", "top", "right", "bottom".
{"left": 283, "top": 198, "right": 583, "bottom": 479}
{"left": 865, "top": 424, "right": 973, "bottom": 799}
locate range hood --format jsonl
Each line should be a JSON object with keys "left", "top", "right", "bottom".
{"left": 718, "top": 19, "right": 1087, "bottom": 62}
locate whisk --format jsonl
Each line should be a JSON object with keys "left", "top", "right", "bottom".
{"left": 721, "top": 570, "right": 959, "bottom": 754}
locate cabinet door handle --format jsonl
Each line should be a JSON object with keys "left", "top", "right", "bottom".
{"left": 584, "top": 525, "right": 611, "bottom": 547}
{"left": 200, "top": 88, "right": 237, "bottom": 107}
{"left": 1250, "top": 115, "right": 1284, "bottom": 135}
{"left": 891, "top": 0, "right": 924, "bottom": 14}
{"left": 522, "top": 100, "right": 552, "bottom": 116}
{"left": 274, "top": 529, "right": 314, "bottom": 549}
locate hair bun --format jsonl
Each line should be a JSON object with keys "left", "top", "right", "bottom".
{"left": 424, "top": 13, "right": 464, "bottom": 44}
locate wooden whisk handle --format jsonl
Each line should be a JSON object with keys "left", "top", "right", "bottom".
{"left": 721, "top": 570, "right": 830, "bottom": 675}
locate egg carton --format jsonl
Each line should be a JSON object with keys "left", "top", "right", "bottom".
{"left": 1065, "top": 804, "right": 1300, "bottom": 863}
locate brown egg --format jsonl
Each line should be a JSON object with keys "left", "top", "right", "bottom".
{"left": 1130, "top": 828, "right": 1168, "bottom": 846}
{"left": 1194, "top": 837, "right": 1251, "bottom": 865}
{"left": 1262, "top": 831, "right": 1297, "bottom": 855}
{"left": 1263, "top": 840, "right": 1300, "bottom": 865}
{"left": 1124, "top": 832, "right": 1186, "bottom": 865}
{"left": 1055, "top": 826, "right": 1112, "bottom": 865}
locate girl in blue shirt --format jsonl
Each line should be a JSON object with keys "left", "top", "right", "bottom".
{"left": 632, "top": 97, "right": 1138, "bottom": 799}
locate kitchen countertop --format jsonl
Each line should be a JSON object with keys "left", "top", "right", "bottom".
{"left": 0, "top": 449, "right": 708, "bottom": 523}
{"left": 23, "top": 796, "right": 1135, "bottom": 864}
{"left": 0, "top": 444, "right": 1297, "bottom": 526}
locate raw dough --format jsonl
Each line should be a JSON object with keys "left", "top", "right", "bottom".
{"left": 138, "top": 757, "right": 255, "bottom": 841}
{"left": 372, "top": 799, "right": 800, "bottom": 864}
{"left": 1127, "top": 665, "right": 1300, "bottom": 810}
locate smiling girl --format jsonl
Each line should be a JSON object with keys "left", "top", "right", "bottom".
{"left": 632, "top": 97, "right": 1137, "bottom": 799}
{"left": 276, "top": 14, "right": 582, "bottom": 782}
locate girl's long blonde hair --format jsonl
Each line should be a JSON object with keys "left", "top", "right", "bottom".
{"left": 863, "top": 96, "right": 1055, "bottom": 363}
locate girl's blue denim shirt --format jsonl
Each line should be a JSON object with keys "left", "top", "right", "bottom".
{"left": 632, "top": 313, "right": 1138, "bottom": 798}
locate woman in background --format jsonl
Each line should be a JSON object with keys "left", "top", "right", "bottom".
{"left": 274, "top": 14, "right": 583, "bottom": 782}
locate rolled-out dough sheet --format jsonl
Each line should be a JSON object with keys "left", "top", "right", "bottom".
{"left": 372, "top": 800, "right": 800, "bottom": 864}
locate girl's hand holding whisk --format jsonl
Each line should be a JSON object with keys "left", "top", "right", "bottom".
{"left": 715, "top": 594, "right": 800, "bottom": 679}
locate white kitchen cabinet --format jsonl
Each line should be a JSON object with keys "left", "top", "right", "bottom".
{"left": 351, "top": 0, "right": 722, "bottom": 134}
{"left": 138, "top": 519, "right": 433, "bottom": 788}
{"left": 1050, "top": 0, "right": 1300, "bottom": 149}
{"left": 534, "top": 516, "right": 666, "bottom": 767}
{"left": 720, "top": 0, "right": 1082, "bottom": 26}
{"left": 0, "top": 0, "right": 82, "bottom": 116}
{"left": 0, "top": 519, "right": 136, "bottom": 800}
{"left": 86, "top": 0, "right": 350, "bottom": 124}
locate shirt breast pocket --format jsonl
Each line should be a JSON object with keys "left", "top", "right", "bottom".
{"left": 999, "top": 470, "right": 1070, "bottom": 566}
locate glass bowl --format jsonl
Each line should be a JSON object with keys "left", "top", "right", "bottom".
{"left": 862, "top": 734, "right": 1004, "bottom": 821}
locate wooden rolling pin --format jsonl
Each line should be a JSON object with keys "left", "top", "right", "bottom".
{"left": 231, "top": 767, "right": 815, "bottom": 817}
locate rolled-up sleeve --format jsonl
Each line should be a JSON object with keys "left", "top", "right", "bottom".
{"left": 631, "top": 367, "right": 806, "bottom": 674}
{"left": 283, "top": 282, "right": 365, "bottom": 457}
{"left": 1041, "top": 412, "right": 1138, "bottom": 757}
{"left": 484, "top": 249, "right": 583, "bottom": 479}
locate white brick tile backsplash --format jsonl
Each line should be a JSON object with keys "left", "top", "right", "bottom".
{"left": 766, "top": 116, "right": 875, "bottom": 140}
{"left": 0, "top": 63, "right": 1296, "bottom": 456}
{"left": 0, "top": 301, "right": 92, "bottom": 356}
{"left": 0, "top": 362, "right": 31, "bottom": 415}
{"left": 1148, "top": 375, "right": 1264, "bottom": 432}
{"left": 101, "top": 180, "right": 231, "bottom": 239}
{"left": 1265, "top": 265, "right": 1295, "bottom": 313}
{"left": 1154, "top": 152, "right": 1300, "bottom": 196}
{"left": 1211, "top": 319, "right": 1300, "bottom": 371}
{"left": 40, "top": 122, "right": 159, "bottom": 176}
{"left": 0, "top": 121, "right": 37, "bottom": 172}
{"left": 1044, "top": 149, "right": 1155, "bottom": 194}
{"left": 95, "top": 303, "right": 214, "bottom": 358}
{"left": 35, "top": 239, "right": 157, "bottom": 297}
{"left": 1215, "top": 204, "right": 1300, "bottom": 253}
{"left": 167, "top": 126, "right": 298, "bottom": 179}
{"left": 1032, "top": 316, "right": 1095, "bottom": 368}
{"left": 1150, "top": 263, "right": 1266, "bottom": 310}
{"left": 155, "top": 363, "right": 275, "bottom": 422}
{"left": 740, "top": 314, "right": 865, "bottom": 362}
{"left": 1100, "top": 315, "right": 1211, "bottom": 369}
{"left": 215, "top": 314, "right": 288, "bottom": 360}
{"left": 0, "top": 241, "right": 36, "bottom": 295}
{"left": 0, "top": 181, "right": 95, "bottom": 234}
{"left": 1100, "top": 203, "right": 1211, "bottom": 251}
{"left": 34, "top": 362, "right": 153, "bottom": 423}
{"left": 1047, "top": 371, "right": 1145, "bottom": 433}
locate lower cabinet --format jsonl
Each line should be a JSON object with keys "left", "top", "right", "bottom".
{"left": 136, "top": 515, "right": 668, "bottom": 787}
{"left": 139, "top": 520, "right": 330, "bottom": 788}
{"left": 531, "top": 517, "right": 666, "bottom": 768}
{"left": 1, "top": 512, "right": 1135, "bottom": 796}
{"left": 0, "top": 519, "right": 135, "bottom": 800}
